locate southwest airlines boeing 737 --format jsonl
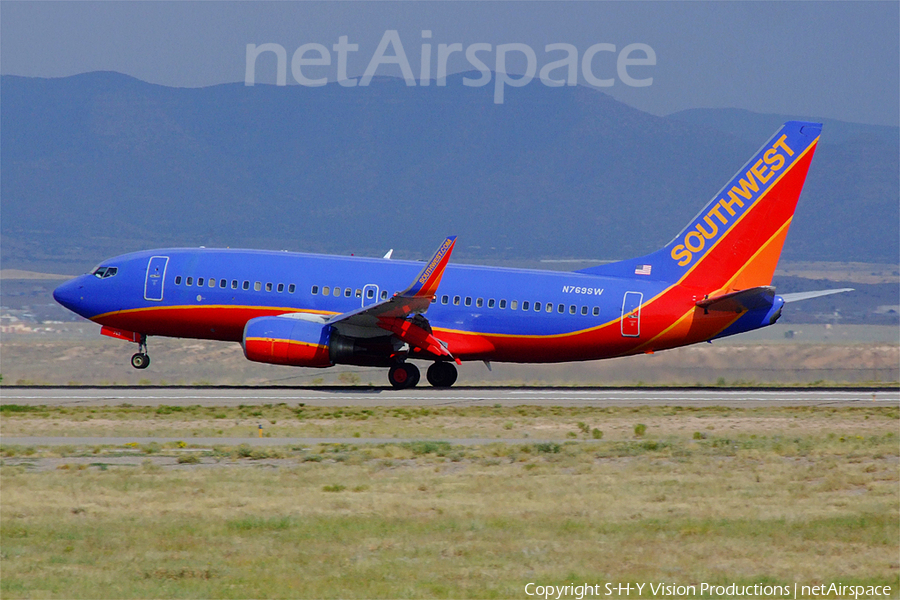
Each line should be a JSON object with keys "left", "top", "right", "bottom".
{"left": 53, "top": 121, "right": 850, "bottom": 388}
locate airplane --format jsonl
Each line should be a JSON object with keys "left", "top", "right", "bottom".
{"left": 53, "top": 121, "right": 851, "bottom": 389}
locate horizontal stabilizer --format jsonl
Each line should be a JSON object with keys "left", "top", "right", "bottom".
{"left": 696, "top": 286, "right": 775, "bottom": 312}
{"left": 780, "top": 288, "right": 853, "bottom": 303}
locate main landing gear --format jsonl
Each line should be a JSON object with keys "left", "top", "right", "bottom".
{"left": 130, "top": 335, "right": 150, "bottom": 370}
{"left": 388, "top": 363, "right": 420, "bottom": 389}
{"left": 426, "top": 361, "right": 457, "bottom": 388}
{"left": 387, "top": 361, "right": 458, "bottom": 389}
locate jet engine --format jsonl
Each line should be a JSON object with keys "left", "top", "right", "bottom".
{"left": 242, "top": 316, "right": 399, "bottom": 368}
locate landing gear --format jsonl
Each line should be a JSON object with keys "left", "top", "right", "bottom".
{"left": 130, "top": 334, "right": 150, "bottom": 369}
{"left": 426, "top": 361, "right": 458, "bottom": 388}
{"left": 388, "top": 363, "right": 420, "bottom": 389}
{"left": 131, "top": 352, "right": 150, "bottom": 369}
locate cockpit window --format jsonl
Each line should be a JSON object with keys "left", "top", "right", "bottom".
{"left": 92, "top": 266, "right": 118, "bottom": 279}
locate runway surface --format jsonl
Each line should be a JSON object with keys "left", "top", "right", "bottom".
{"left": 2, "top": 386, "right": 897, "bottom": 408}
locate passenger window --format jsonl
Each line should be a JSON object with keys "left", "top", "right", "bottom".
{"left": 476, "top": 298, "right": 483, "bottom": 308}
{"left": 367, "top": 289, "right": 374, "bottom": 299}
{"left": 266, "top": 283, "right": 273, "bottom": 292}
{"left": 581, "top": 306, "right": 588, "bottom": 315}
{"left": 323, "top": 286, "right": 330, "bottom": 295}
{"left": 333, "top": 287, "right": 341, "bottom": 297}
{"left": 254, "top": 282, "right": 261, "bottom": 291}
{"left": 431, "top": 297, "right": 436, "bottom": 303}
{"left": 231, "top": 280, "right": 238, "bottom": 289}
{"left": 277, "top": 283, "right": 284, "bottom": 293}
{"left": 488, "top": 298, "right": 495, "bottom": 308}
{"left": 511, "top": 300, "right": 518, "bottom": 310}
{"left": 570, "top": 305, "right": 576, "bottom": 314}
{"left": 187, "top": 277, "right": 193, "bottom": 286}
{"left": 288, "top": 284, "right": 295, "bottom": 293}
{"left": 441, "top": 295, "right": 449, "bottom": 305}
{"left": 465, "top": 297, "right": 472, "bottom": 307}
{"left": 453, "top": 296, "right": 460, "bottom": 306}
{"left": 593, "top": 306, "right": 600, "bottom": 316}
{"left": 311, "top": 285, "right": 319, "bottom": 295}
{"left": 522, "top": 301, "right": 530, "bottom": 311}
{"left": 219, "top": 279, "right": 226, "bottom": 288}
{"left": 175, "top": 276, "right": 182, "bottom": 285}
{"left": 380, "top": 291, "right": 388, "bottom": 300}
{"left": 546, "top": 303, "right": 553, "bottom": 313}
{"left": 534, "top": 302, "right": 541, "bottom": 311}
{"left": 344, "top": 288, "right": 352, "bottom": 297}
{"left": 558, "top": 304, "right": 564, "bottom": 313}
{"left": 198, "top": 278, "right": 205, "bottom": 286}
{"left": 209, "top": 278, "right": 216, "bottom": 288}
{"left": 243, "top": 280, "right": 250, "bottom": 290}
{"left": 355, "top": 289, "right": 362, "bottom": 298}
{"left": 499, "top": 299, "right": 507, "bottom": 309}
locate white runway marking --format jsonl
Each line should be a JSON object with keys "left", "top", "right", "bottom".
{"left": 0, "top": 387, "right": 896, "bottom": 407}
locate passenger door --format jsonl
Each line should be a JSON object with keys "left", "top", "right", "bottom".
{"left": 621, "top": 291, "right": 643, "bottom": 337}
{"left": 144, "top": 256, "right": 169, "bottom": 301}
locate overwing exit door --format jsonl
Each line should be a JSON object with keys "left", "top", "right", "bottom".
{"left": 621, "top": 291, "right": 643, "bottom": 337}
{"left": 362, "top": 284, "right": 380, "bottom": 308}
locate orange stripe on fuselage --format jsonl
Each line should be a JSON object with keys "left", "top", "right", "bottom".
{"left": 93, "top": 305, "right": 336, "bottom": 342}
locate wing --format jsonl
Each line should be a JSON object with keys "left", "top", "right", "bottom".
{"left": 327, "top": 236, "right": 459, "bottom": 362}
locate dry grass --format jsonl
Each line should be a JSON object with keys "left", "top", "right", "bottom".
{"left": 1, "top": 409, "right": 898, "bottom": 598}
{"left": 2, "top": 404, "right": 898, "bottom": 442}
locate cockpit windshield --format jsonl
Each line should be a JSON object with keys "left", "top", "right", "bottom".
{"left": 92, "top": 266, "right": 118, "bottom": 279}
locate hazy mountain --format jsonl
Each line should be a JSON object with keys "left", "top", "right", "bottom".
{"left": 2, "top": 72, "right": 896, "bottom": 272}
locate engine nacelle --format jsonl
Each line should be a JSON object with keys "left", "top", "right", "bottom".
{"left": 242, "top": 316, "right": 333, "bottom": 368}
{"left": 242, "top": 316, "right": 401, "bottom": 368}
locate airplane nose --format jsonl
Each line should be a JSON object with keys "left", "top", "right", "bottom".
{"left": 53, "top": 278, "right": 84, "bottom": 313}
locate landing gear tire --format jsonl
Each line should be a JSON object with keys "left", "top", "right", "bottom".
{"left": 131, "top": 353, "right": 150, "bottom": 369}
{"left": 388, "top": 363, "right": 420, "bottom": 389}
{"left": 427, "top": 361, "right": 458, "bottom": 388}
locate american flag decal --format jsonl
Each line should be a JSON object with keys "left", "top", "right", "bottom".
{"left": 634, "top": 264, "right": 652, "bottom": 275}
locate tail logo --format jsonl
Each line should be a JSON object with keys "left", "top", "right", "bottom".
{"left": 670, "top": 134, "right": 795, "bottom": 267}
{"left": 418, "top": 237, "right": 455, "bottom": 285}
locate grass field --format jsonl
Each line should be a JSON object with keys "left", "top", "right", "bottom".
{"left": 1, "top": 405, "right": 898, "bottom": 598}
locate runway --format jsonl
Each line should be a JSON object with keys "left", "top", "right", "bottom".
{"left": 1, "top": 386, "right": 897, "bottom": 408}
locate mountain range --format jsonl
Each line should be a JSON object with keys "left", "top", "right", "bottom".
{"left": 2, "top": 71, "right": 896, "bottom": 273}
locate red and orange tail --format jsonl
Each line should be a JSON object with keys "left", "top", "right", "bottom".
{"left": 579, "top": 121, "right": 822, "bottom": 294}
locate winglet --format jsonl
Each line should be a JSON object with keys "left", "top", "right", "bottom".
{"left": 401, "top": 236, "right": 457, "bottom": 298}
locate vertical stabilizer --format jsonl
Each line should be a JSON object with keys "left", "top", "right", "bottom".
{"left": 578, "top": 121, "right": 822, "bottom": 293}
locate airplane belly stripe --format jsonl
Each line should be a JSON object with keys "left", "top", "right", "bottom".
{"left": 90, "top": 304, "right": 340, "bottom": 321}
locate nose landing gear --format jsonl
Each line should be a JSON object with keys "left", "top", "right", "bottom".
{"left": 130, "top": 334, "right": 150, "bottom": 369}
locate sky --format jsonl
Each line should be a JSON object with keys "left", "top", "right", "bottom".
{"left": 1, "top": 1, "right": 898, "bottom": 126}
